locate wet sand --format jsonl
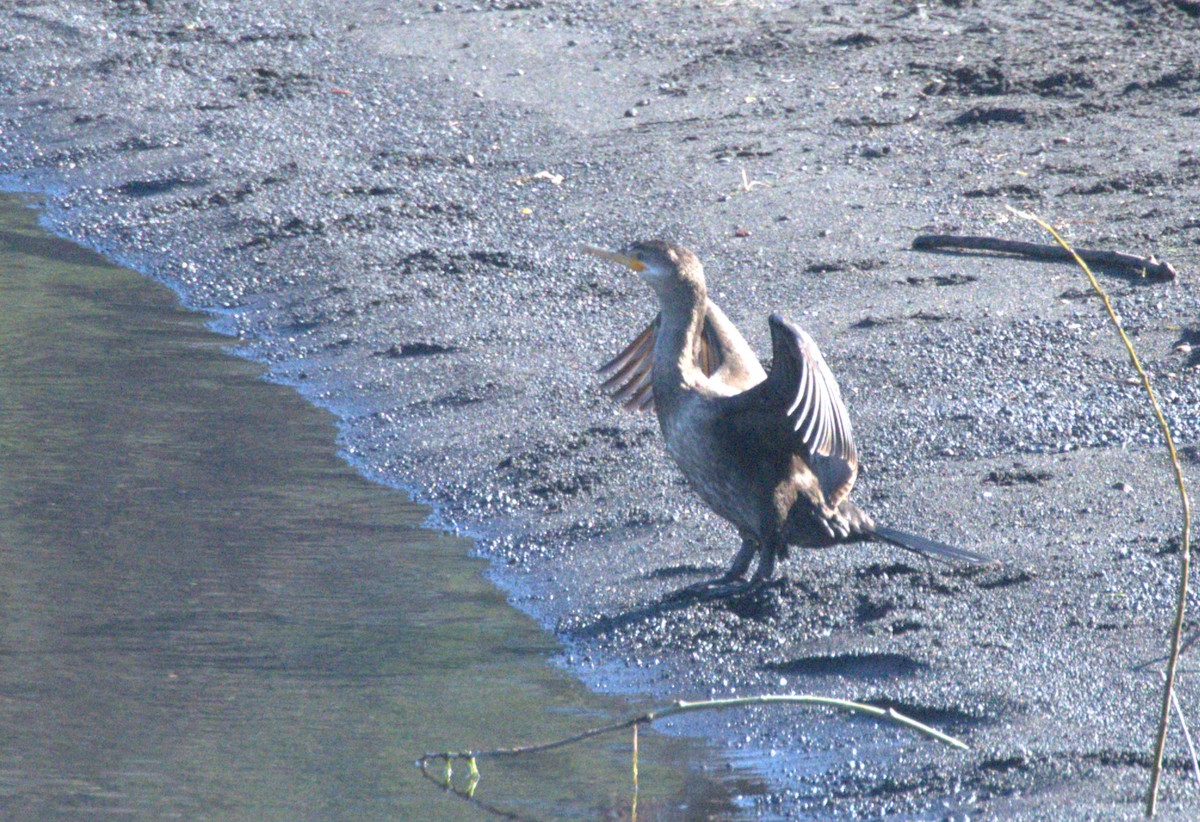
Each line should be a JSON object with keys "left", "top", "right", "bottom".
{"left": 3, "top": 1, "right": 1200, "bottom": 816}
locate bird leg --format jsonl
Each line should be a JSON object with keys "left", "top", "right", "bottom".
{"left": 725, "top": 532, "right": 759, "bottom": 579}
{"left": 665, "top": 535, "right": 766, "bottom": 601}
{"left": 751, "top": 542, "right": 777, "bottom": 583}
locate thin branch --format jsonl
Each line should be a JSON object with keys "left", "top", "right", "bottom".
{"left": 738, "top": 167, "right": 771, "bottom": 193}
{"left": 417, "top": 693, "right": 968, "bottom": 770}
{"left": 416, "top": 694, "right": 968, "bottom": 819}
{"left": 417, "top": 757, "right": 524, "bottom": 820}
{"left": 1005, "top": 207, "right": 1192, "bottom": 818}
{"left": 631, "top": 722, "right": 640, "bottom": 822}
{"left": 1165, "top": 672, "right": 1200, "bottom": 789}
{"left": 911, "top": 233, "right": 1178, "bottom": 281}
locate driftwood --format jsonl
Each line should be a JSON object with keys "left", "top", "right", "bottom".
{"left": 912, "top": 234, "right": 1178, "bottom": 281}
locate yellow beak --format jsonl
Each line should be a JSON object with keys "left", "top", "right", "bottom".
{"left": 580, "top": 244, "right": 646, "bottom": 272}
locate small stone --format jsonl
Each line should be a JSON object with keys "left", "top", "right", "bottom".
{"left": 1113, "top": 481, "right": 1132, "bottom": 493}
{"left": 624, "top": 108, "right": 637, "bottom": 117}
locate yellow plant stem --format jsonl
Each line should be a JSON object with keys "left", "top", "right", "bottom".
{"left": 631, "top": 722, "right": 639, "bottom": 822}
{"left": 1010, "top": 207, "right": 1192, "bottom": 817}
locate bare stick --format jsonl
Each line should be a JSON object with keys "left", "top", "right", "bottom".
{"left": 1165, "top": 672, "right": 1200, "bottom": 789}
{"left": 631, "top": 722, "right": 640, "bottom": 822}
{"left": 1006, "top": 207, "right": 1192, "bottom": 817}
{"left": 912, "top": 233, "right": 1178, "bottom": 281}
{"left": 417, "top": 693, "right": 968, "bottom": 771}
{"left": 416, "top": 694, "right": 967, "bottom": 817}
{"left": 417, "top": 756, "right": 522, "bottom": 820}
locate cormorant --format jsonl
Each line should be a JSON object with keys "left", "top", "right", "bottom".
{"left": 584, "top": 240, "right": 991, "bottom": 599}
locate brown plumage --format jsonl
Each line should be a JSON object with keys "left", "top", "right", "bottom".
{"left": 585, "top": 240, "right": 990, "bottom": 599}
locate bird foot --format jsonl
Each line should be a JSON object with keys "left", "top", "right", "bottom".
{"left": 664, "top": 575, "right": 766, "bottom": 603}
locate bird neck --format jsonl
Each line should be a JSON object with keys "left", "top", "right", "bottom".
{"left": 653, "top": 280, "right": 708, "bottom": 391}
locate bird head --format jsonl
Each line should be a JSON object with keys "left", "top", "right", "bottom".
{"left": 581, "top": 240, "right": 705, "bottom": 299}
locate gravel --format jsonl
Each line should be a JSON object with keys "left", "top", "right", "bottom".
{"left": 3, "top": 0, "right": 1200, "bottom": 816}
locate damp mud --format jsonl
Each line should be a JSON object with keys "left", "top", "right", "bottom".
{"left": 3, "top": 1, "right": 1200, "bottom": 817}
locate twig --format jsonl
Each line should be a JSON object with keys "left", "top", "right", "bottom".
{"left": 1164, "top": 671, "right": 1200, "bottom": 789}
{"left": 911, "top": 233, "right": 1178, "bottom": 281}
{"left": 739, "top": 167, "right": 770, "bottom": 193}
{"left": 1006, "top": 207, "right": 1192, "bottom": 818}
{"left": 631, "top": 722, "right": 640, "bottom": 822}
{"left": 417, "top": 756, "right": 523, "bottom": 820}
{"left": 416, "top": 693, "right": 968, "bottom": 816}
{"left": 417, "top": 694, "right": 968, "bottom": 770}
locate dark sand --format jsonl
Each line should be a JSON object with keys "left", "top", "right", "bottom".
{"left": 3, "top": 1, "right": 1199, "bottom": 816}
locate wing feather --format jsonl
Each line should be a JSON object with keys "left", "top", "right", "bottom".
{"left": 599, "top": 319, "right": 656, "bottom": 391}
{"left": 626, "top": 382, "right": 655, "bottom": 411}
{"left": 716, "top": 315, "right": 858, "bottom": 507}
{"left": 599, "top": 310, "right": 732, "bottom": 414}
{"left": 775, "top": 316, "right": 857, "bottom": 505}
{"left": 611, "top": 359, "right": 653, "bottom": 404}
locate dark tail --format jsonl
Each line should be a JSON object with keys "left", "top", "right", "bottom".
{"left": 869, "top": 525, "right": 993, "bottom": 566}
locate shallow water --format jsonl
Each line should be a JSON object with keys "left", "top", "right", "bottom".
{"left": 0, "top": 193, "right": 756, "bottom": 819}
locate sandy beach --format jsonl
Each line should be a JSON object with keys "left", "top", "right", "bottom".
{"left": 4, "top": 1, "right": 1200, "bottom": 816}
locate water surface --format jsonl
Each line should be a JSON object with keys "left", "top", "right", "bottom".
{"left": 0, "top": 193, "right": 753, "bottom": 819}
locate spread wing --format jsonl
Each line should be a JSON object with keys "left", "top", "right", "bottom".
{"left": 717, "top": 314, "right": 858, "bottom": 508}
{"left": 598, "top": 315, "right": 659, "bottom": 411}
{"left": 598, "top": 312, "right": 728, "bottom": 412}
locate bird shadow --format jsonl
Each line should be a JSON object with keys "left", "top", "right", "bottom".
{"left": 643, "top": 561, "right": 725, "bottom": 581}
{"left": 569, "top": 576, "right": 789, "bottom": 639}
